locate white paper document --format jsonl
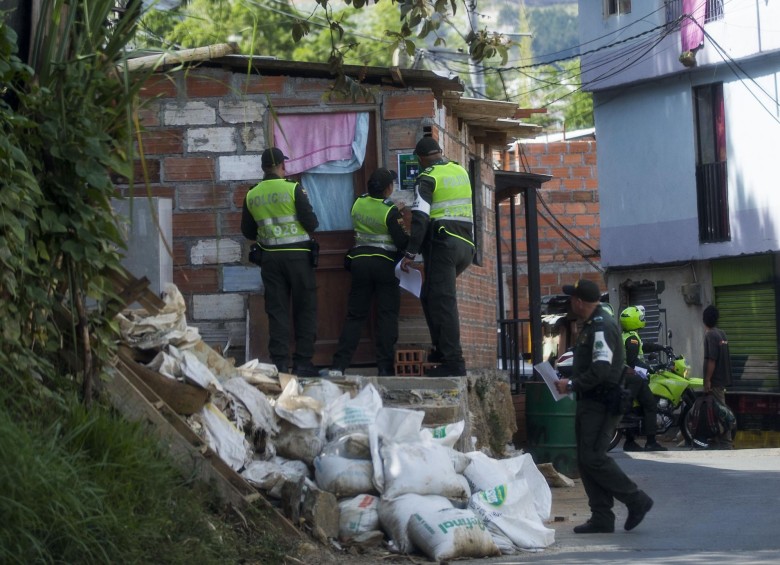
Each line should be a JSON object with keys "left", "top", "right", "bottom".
{"left": 395, "top": 262, "right": 422, "bottom": 298}
{"left": 533, "top": 361, "right": 568, "bottom": 402}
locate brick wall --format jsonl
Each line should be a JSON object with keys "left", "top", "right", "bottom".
{"left": 496, "top": 139, "right": 602, "bottom": 318}
{"left": 117, "top": 67, "right": 500, "bottom": 369}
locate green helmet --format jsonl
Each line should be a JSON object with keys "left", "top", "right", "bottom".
{"left": 620, "top": 305, "right": 646, "bottom": 331}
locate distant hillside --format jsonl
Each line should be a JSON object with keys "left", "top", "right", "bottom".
{"left": 528, "top": 2, "right": 579, "bottom": 63}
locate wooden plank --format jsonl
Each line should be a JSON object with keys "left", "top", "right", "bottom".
{"left": 103, "top": 361, "right": 304, "bottom": 540}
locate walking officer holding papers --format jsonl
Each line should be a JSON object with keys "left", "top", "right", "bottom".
{"left": 241, "top": 147, "right": 320, "bottom": 377}
{"left": 554, "top": 279, "right": 654, "bottom": 534}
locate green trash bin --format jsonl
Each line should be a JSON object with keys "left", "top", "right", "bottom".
{"left": 525, "top": 381, "right": 578, "bottom": 478}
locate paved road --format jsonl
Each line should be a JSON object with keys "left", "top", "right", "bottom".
{"left": 473, "top": 447, "right": 780, "bottom": 564}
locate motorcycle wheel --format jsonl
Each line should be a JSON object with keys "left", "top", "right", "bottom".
{"left": 681, "top": 403, "right": 709, "bottom": 448}
{"left": 679, "top": 392, "right": 698, "bottom": 446}
{"left": 607, "top": 428, "right": 622, "bottom": 452}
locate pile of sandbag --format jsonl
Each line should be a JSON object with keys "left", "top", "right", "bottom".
{"left": 116, "top": 285, "right": 556, "bottom": 560}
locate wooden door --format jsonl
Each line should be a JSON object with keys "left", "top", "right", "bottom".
{"left": 248, "top": 112, "right": 379, "bottom": 368}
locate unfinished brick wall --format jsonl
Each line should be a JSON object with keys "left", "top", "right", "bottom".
{"left": 497, "top": 139, "right": 602, "bottom": 318}
{"left": 116, "top": 66, "right": 499, "bottom": 369}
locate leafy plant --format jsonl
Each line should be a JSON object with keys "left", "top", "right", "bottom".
{"left": 1, "top": 0, "right": 152, "bottom": 400}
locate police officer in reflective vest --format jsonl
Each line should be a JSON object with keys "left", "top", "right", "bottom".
{"left": 620, "top": 305, "right": 668, "bottom": 452}
{"left": 325, "top": 168, "right": 409, "bottom": 376}
{"left": 400, "top": 136, "right": 474, "bottom": 377}
{"left": 241, "top": 147, "right": 319, "bottom": 376}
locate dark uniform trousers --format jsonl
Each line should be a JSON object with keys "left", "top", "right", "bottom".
{"left": 421, "top": 230, "right": 474, "bottom": 367}
{"left": 576, "top": 398, "right": 645, "bottom": 527}
{"left": 332, "top": 255, "right": 400, "bottom": 373}
{"left": 260, "top": 249, "right": 316, "bottom": 369}
{"left": 624, "top": 372, "right": 657, "bottom": 437}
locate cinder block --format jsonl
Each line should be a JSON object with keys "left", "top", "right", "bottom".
{"left": 163, "top": 101, "right": 216, "bottom": 126}
{"left": 186, "top": 127, "right": 237, "bottom": 153}
{"left": 219, "top": 100, "right": 265, "bottom": 124}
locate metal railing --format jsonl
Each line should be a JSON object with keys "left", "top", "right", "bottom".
{"left": 498, "top": 318, "right": 532, "bottom": 394}
{"left": 696, "top": 160, "right": 730, "bottom": 242}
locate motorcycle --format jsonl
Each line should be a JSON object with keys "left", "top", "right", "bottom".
{"left": 554, "top": 345, "right": 704, "bottom": 451}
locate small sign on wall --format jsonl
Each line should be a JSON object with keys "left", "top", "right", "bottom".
{"left": 397, "top": 153, "right": 420, "bottom": 191}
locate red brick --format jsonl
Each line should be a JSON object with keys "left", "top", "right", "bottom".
{"left": 571, "top": 166, "right": 593, "bottom": 178}
{"left": 136, "top": 105, "right": 160, "bottom": 128}
{"left": 387, "top": 123, "right": 419, "bottom": 150}
{"left": 125, "top": 184, "right": 176, "bottom": 203}
{"left": 562, "top": 178, "right": 584, "bottom": 190}
{"left": 163, "top": 157, "right": 214, "bottom": 182}
{"left": 237, "top": 75, "right": 286, "bottom": 95}
{"left": 173, "top": 267, "right": 219, "bottom": 293}
{"left": 383, "top": 94, "right": 435, "bottom": 120}
{"left": 573, "top": 190, "right": 597, "bottom": 202}
{"left": 568, "top": 142, "right": 592, "bottom": 154}
{"left": 173, "top": 240, "right": 188, "bottom": 266}
{"left": 575, "top": 214, "right": 597, "bottom": 226}
{"left": 232, "top": 183, "right": 255, "bottom": 208}
{"left": 173, "top": 212, "right": 217, "bottom": 237}
{"left": 186, "top": 73, "right": 231, "bottom": 97}
{"left": 178, "top": 184, "right": 232, "bottom": 210}
{"left": 565, "top": 202, "right": 587, "bottom": 215}
{"left": 140, "top": 129, "right": 183, "bottom": 155}
{"left": 539, "top": 154, "right": 561, "bottom": 167}
{"left": 140, "top": 75, "right": 178, "bottom": 99}
{"left": 111, "top": 159, "right": 161, "bottom": 185}
{"left": 221, "top": 211, "right": 242, "bottom": 236}
{"left": 562, "top": 152, "right": 584, "bottom": 165}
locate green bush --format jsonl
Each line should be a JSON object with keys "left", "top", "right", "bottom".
{"left": 0, "top": 396, "right": 288, "bottom": 564}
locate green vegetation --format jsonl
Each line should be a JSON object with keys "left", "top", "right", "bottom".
{"left": 0, "top": 392, "right": 289, "bottom": 564}
{"left": 1, "top": 2, "right": 290, "bottom": 562}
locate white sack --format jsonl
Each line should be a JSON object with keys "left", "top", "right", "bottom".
{"left": 325, "top": 384, "right": 382, "bottom": 441}
{"left": 378, "top": 494, "right": 452, "bottom": 554}
{"left": 223, "top": 377, "right": 279, "bottom": 435}
{"left": 314, "top": 454, "right": 375, "bottom": 498}
{"left": 468, "top": 480, "right": 556, "bottom": 550}
{"left": 199, "top": 402, "right": 252, "bottom": 471}
{"left": 320, "top": 433, "right": 371, "bottom": 460}
{"left": 241, "top": 457, "right": 309, "bottom": 498}
{"left": 381, "top": 440, "right": 467, "bottom": 501}
{"left": 302, "top": 378, "right": 343, "bottom": 408}
{"left": 368, "top": 407, "right": 425, "bottom": 493}
{"left": 275, "top": 377, "right": 323, "bottom": 429}
{"left": 273, "top": 420, "right": 324, "bottom": 465}
{"left": 464, "top": 451, "right": 551, "bottom": 521}
{"left": 338, "top": 494, "right": 380, "bottom": 541}
{"left": 419, "top": 420, "right": 465, "bottom": 448}
{"left": 407, "top": 506, "right": 500, "bottom": 561}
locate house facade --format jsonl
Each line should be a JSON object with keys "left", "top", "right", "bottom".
{"left": 578, "top": 0, "right": 780, "bottom": 395}
{"left": 117, "top": 55, "right": 539, "bottom": 371}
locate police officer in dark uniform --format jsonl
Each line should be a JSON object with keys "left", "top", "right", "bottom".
{"left": 555, "top": 279, "right": 654, "bottom": 534}
{"left": 241, "top": 147, "right": 319, "bottom": 377}
{"left": 325, "top": 168, "right": 409, "bottom": 376}
{"left": 399, "top": 136, "right": 474, "bottom": 377}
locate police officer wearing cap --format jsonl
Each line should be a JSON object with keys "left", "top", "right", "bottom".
{"left": 554, "top": 279, "right": 654, "bottom": 534}
{"left": 400, "top": 136, "right": 474, "bottom": 377}
{"left": 241, "top": 147, "right": 319, "bottom": 376}
{"left": 325, "top": 168, "right": 409, "bottom": 376}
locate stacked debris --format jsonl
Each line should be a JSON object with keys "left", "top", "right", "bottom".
{"left": 116, "top": 283, "right": 557, "bottom": 560}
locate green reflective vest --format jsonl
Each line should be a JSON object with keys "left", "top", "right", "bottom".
{"left": 622, "top": 330, "right": 644, "bottom": 355}
{"left": 245, "top": 178, "right": 310, "bottom": 247}
{"left": 351, "top": 194, "right": 395, "bottom": 251}
{"left": 422, "top": 162, "right": 473, "bottom": 224}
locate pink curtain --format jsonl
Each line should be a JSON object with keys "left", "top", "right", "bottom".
{"left": 681, "top": 0, "right": 706, "bottom": 52}
{"left": 273, "top": 113, "right": 357, "bottom": 175}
